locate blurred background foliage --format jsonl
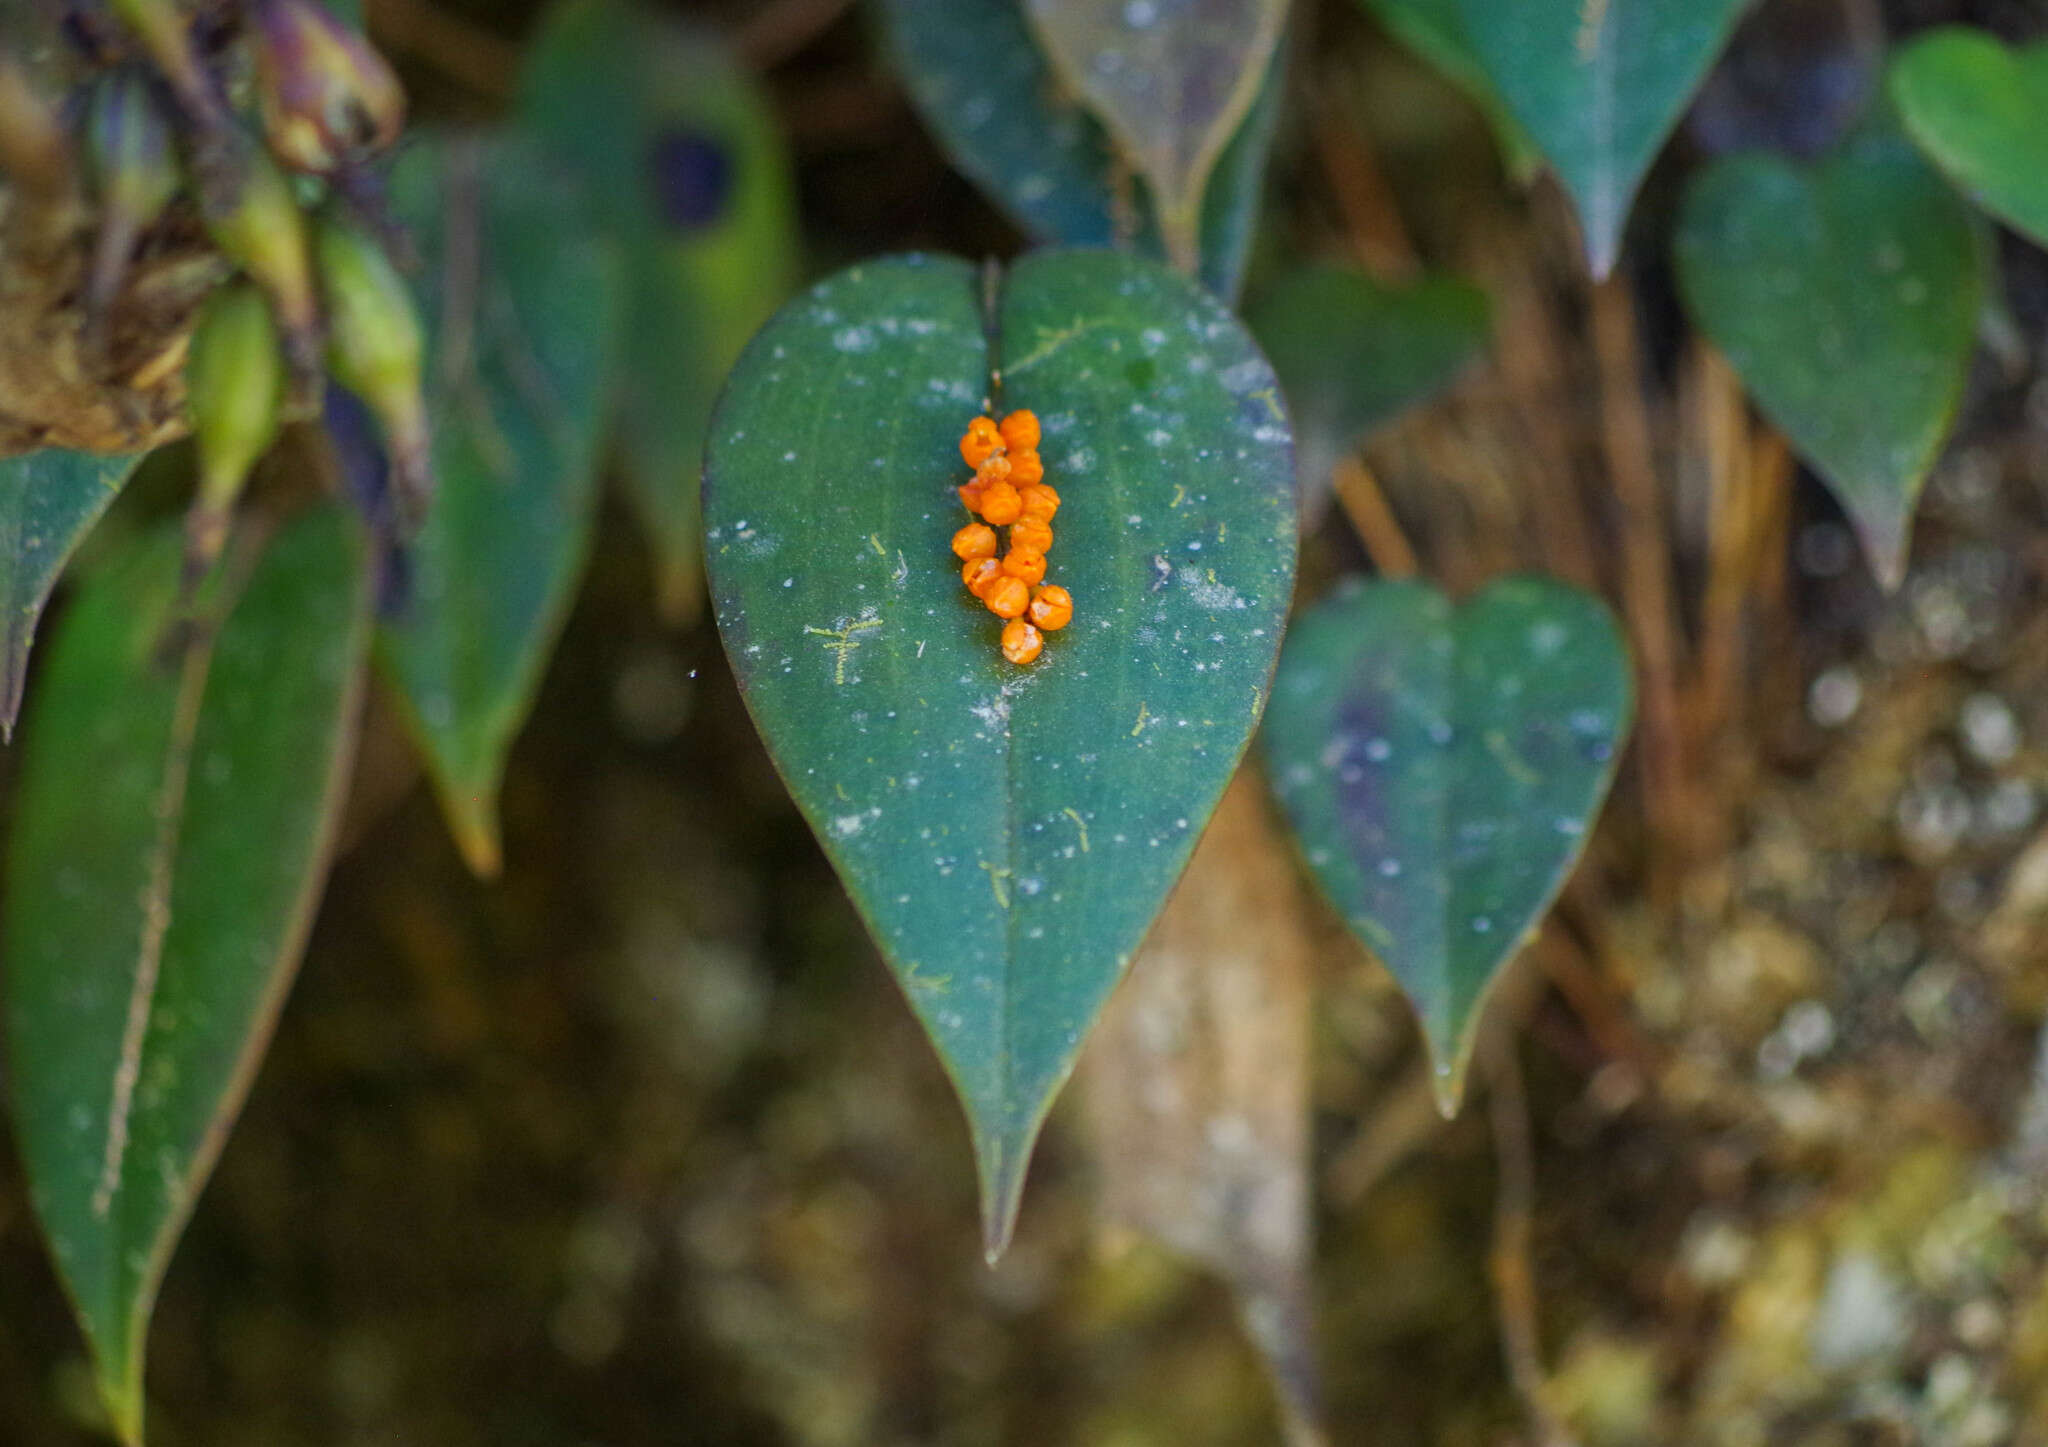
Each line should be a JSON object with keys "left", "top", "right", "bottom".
{"left": 7, "top": 0, "right": 2048, "bottom": 1444}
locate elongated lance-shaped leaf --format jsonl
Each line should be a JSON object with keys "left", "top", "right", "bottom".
{"left": 879, "top": 0, "right": 1282, "bottom": 302}
{"left": 517, "top": 0, "right": 799, "bottom": 622}
{"left": 1451, "top": 0, "right": 1748, "bottom": 276}
{"left": 704, "top": 250, "right": 1297, "bottom": 1254}
{"left": 1, "top": 447, "right": 140, "bottom": 737}
{"left": 1023, "top": 0, "right": 1286, "bottom": 276}
{"left": 376, "top": 131, "right": 625, "bottom": 875}
{"left": 4, "top": 503, "right": 372, "bottom": 1444}
{"left": 1891, "top": 28, "right": 2048, "bottom": 252}
{"left": 1262, "top": 576, "right": 1630, "bottom": 1111}
{"left": 1674, "top": 130, "right": 1983, "bottom": 590}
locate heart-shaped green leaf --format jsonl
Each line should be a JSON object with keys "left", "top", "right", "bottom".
{"left": 1674, "top": 131, "right": 1983, "bottom": 589}
{"left": 1262, "top": 576, "right": 1630, "bottom": 1109}
{"left": 704, "top": 250, "right": 1297, "bottom": 1252}
{"left": 376, "top": 131, "right": 625, "bottom": 875}
{"left": 1891, "top": 27, "right": 2048, "bottom": 251}
{"left": 517, "top": 0, "right": 799, "bottom": 621}
{"left": 1452, "top": 0, "right": 1748, "bottom": 275}
{"left": 1023, "top": 0, "right": 1286, "bottom": 276}
{"left": 1357, "top": 0, "right": 1540, "bottom": 181}
{"left": 1248, "top": 264, "right": 1489, "bottom": 499}
{"left": 878, "top": 0, "right": 1282, "bottom": 301}
{"left": 3, "top": 503, "right": 371, "bottom": 1444}
{"left": 1, "top": 447, "right": 139, "bottom": 737}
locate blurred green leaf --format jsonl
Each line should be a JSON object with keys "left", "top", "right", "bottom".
{"left": 518, "top": 0, "right": 799, "bottom": 621}
{"left": 1452, "top": 0, "right": 1747, "bottom": 275}
{"left": 1891, "top": 27, "right": 2048, "bottom": 251}
{"left": 0, "top": 447, "right": 138, "bottom": 738}
{"left": 1022, "top": 0, "right": 1285, "bottom": 276}
{"left": 1248, "top": 264, "right": 1488, "bottom": 501}
{"left": 3, "top": 503, "right": 371, "bottom": 1445}
{"left": 1263, "top": 575, "right": 1630, "bottom": 1110}
{"left": 878, "top": 0, "right": 1282, "bottom": 301}
{"left": 704, "top": 251, "right": 1296, "bottom": 1252}
{"left": 1357, "top": 0, "right": 1541, "bottom": 181}
{"left": 377, "top": 131, "right": 625, "bottom": 875}
{"left": 1675, "top": 131, "right": 1982, "bottom": 590}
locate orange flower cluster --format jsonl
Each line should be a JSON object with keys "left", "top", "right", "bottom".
{"left": 948, "top": 409, "right": 1073, "bottom": 665}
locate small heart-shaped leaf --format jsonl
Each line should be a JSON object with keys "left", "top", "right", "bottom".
{"left": 1248, "top": 264, "right": 1488, "bottom": 500}
{"left": 1452, "top": 0, "right": 1749, "bottom": 275}
{"left": 879, "top": 0, "right": 1282, "bottom": 301}
{"left": 1, "top": 447, "right": 139, "bottom": 737}
{"left": 1891, "top": 26, "right": 2048, "bottom": 251}
{"left": 4, "top": 503, "right": 371, "bottom": 1443}
{"left": 376, "top": 131, "right": 625, "bottom": 875}
{"left": 1023, "top": 0, "right": 1286, "bottom": 276}
{"left": 517, "top": 0, "right": 799, "bottom": 621}
{"left": 1263, "top": 576, "right": 1630, "bottom": 1109}
{"left": 704, "top": 250, "right": 1296, "bottom": 1252}
{"left": 1357, "top": 0, "right": 1541, "bottom": 181}
{"left": 1675, "top": 131, "right": 1983, "bottom": 589}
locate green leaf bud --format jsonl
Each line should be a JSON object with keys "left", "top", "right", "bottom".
{"left": 204, "top": 141, "right": 321, "bottom": 385}
{"left": 183, "top": 279, "right": 284, "bottom": 575}
{"left": 315, "top": 215, "right": 431, "bottom": 526}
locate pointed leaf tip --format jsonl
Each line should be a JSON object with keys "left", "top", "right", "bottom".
{"left": 1674, "top": 133, "right": 1979, "bottom": 594}
{"left": 975, "top": 1119, "right": 1041, "bottom": 1264}
{"left": 704, "top": 248, "right": 1295, "bottom": 1252}
{"left": 1430, "top": 1059, "right": 1464, "bottom": 1120}
{"left": 437, "top": 785, "right": 504, "bottom": 879}
{"left": 374, "top": 130, "right": 625, "bottom": 870}
{"left": 0, "top": 448, "right": 142, "bottom": 744}
{"left": 1452, "top": 0, "right": 1748, "bottom": 280}
{"left": 1263, "top": 577, "right": 1631, "bottom": 1101}
{"left": 879, "top": 0, "right": 1282, "bottom": 300}
{"left": 4, "top": 504, "right": 372, "bottom": 1444}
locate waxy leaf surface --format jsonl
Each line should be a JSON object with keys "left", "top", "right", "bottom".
{"left": 1263, "top": 576, "right": 1629, "bottom": 1108}
{"left": 1452, "top": 0, "right": 1748, "bottom": 274}
{"left": 4, "top": 505, "right": 371, "bottom": 1442}
{"left": 1891, "top": 28, "right": 2048, "bottom": 251}
{"left": 879, "top": 0, "right": 1281, "bottom": 301}
{"left": 0, "top": 448, "right": 138, "bottom": 736}
{"left": 1675, "top": 132, "right": 1982, "bottom": 589}
{"left": 377, "top": 131, "right": 625, "bottom": 874}
{"left": 704, "top": 250, "right": 1296, "bottom": 1250}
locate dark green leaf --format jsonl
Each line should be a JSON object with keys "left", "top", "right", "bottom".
{"left": 518, "top": 0, "right": 799, "bottom": 621}
{"left": 377, "top": 131, "right": 625, "bottom": 875}
{"left": 1248, "top": 264, "right": 1488, "bottom": 501}
{"left": 3, "top": 504, "right": 371, "bottom": 1444}
{"left": 1452, "top": 0, "right": 1748, "bottom": 275}
{"left": 878, "top": 0, "right": 1283, "bottom": 301}
{"left": 1357, "top": 0, "right": 1541, "bottom": 181}
{"left": 1674, "top": 131, "right": 1982, "bottom": 589}
{"left": 1891, "top": 27, "right": 2048, "bottom": 251}
{"left": 0, "top": 447, "right": 138, "bottom": 738}
{"left": 1263, "top": 576, "right": 1630, "bottom": 1109}
{"left": 1021, "top": 0, "right": 1286, "bottom": 276}
{"left": 704, "top": 250, "right": 1297, "bottom": 1252}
